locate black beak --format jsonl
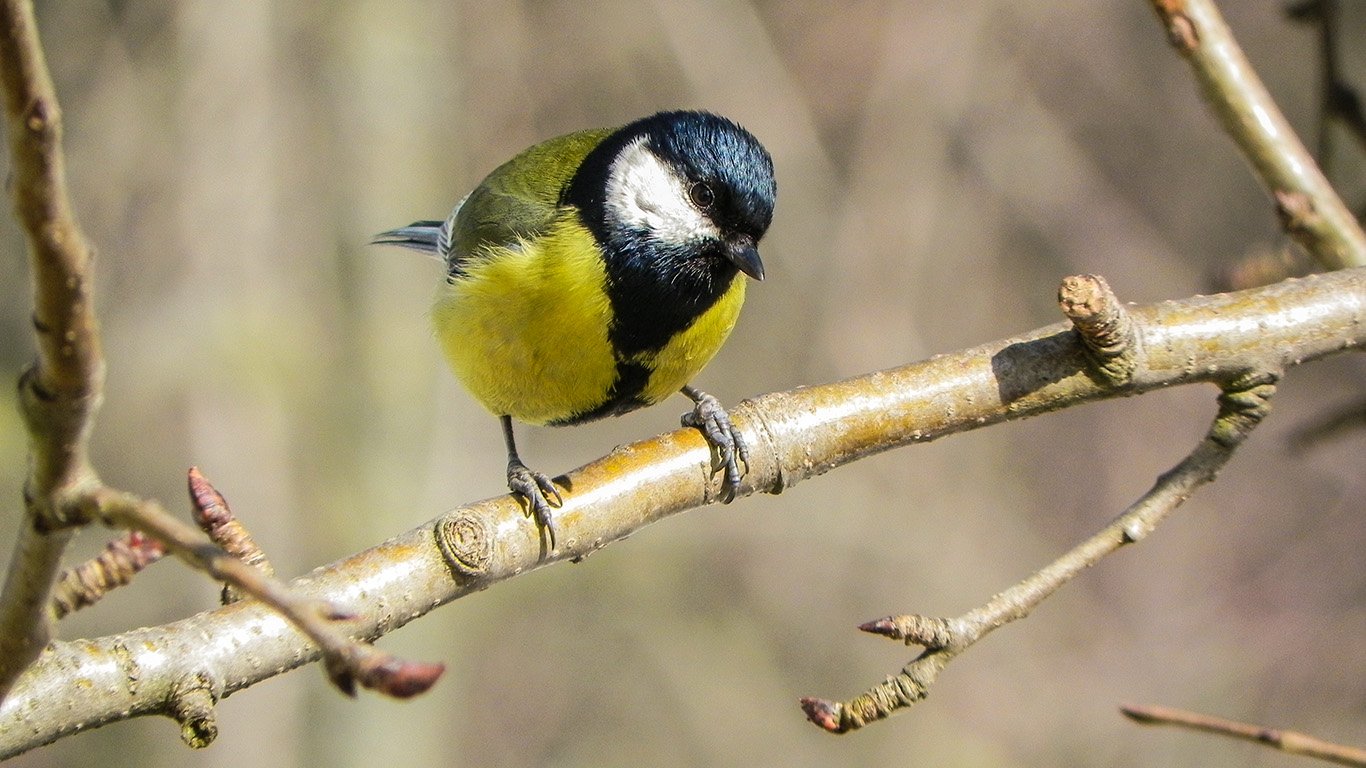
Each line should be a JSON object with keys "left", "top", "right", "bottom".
{"left": 725, "top": 236, "right": 765, "bottom": 281}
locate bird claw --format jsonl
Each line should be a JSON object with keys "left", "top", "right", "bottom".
{"left": 507, "top": 459, "right": 562, "bottom": 546}
{"left": 681, "top": 391, "right": 750, "bottom": 502}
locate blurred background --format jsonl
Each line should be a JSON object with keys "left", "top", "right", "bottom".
{"left": 2, "top": 1, "right": 1363, "bottom": 766}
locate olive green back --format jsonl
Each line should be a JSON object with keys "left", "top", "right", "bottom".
{"left": 447, "top": 127, "right": 613, "bottom": 267}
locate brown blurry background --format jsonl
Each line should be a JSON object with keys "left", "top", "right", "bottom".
{"left": 2, "top": 1, "right": 1363, "bottom": 766}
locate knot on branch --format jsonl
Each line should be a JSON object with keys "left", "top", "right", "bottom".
{"left": 168, "top": 674, "right": 219, "bottom": 749}
{"left": 435, "top": 511, "right": 492, "bottom": 577}
{"left": 21, "top": 94, "right": 60, "bottom": 141}
{"left": 1211, "top": 371, "right": 1279, "bottom": 447}
{"left": 1270, "top": 191, "right": 1356, "bottom": 267}
{"left": 1059, "top": 274, "right": 1139, "bottom": 385}
{"left": 1273, "top": 188, "right": 1338, "bottom": 261}
{"left": 1274, "top": 190, "right": 1323, "bottom": 239}
{"left": 26, "top": 472, "right": 105, "bottom": 533}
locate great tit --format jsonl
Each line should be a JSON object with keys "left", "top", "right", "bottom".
{"left": 375, "top": 110, "right": 775, "bottom": 544}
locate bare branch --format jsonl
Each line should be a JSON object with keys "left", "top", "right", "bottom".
{"left": 78, "top": 484, "right": 444, "bottom": 711}
{"left": 1122, "top": 703, "right": 1366, "bottom": 766}
{"left": 0, "top": 0, "right": 105, "bottom": 699}
{"left": 799, "top": 283, "right": 1280, "bottom": 733}
{"left": 1, "top": 267, "right": 1360, "bottom": 757}
{"left": 1150, "top": 0, "right": 1366, "bottom": 269}
{"left": 50, "top": 532, "right": 165, "bottom": 619}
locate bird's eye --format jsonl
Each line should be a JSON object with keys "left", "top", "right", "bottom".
{"left": 688, "top": 181, "right": 715, "bottom": 210}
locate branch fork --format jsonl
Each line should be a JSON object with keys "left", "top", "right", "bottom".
{"left": 800, "top": 275, "right": 1282, "bottom": 734}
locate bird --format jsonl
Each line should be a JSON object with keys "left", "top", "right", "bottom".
{"left": 375, "top": 110, "right": 776, "bottom": 545}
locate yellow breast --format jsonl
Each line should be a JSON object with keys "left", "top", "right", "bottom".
{"left": 433, "top": 216, "right": 616, "bottom": 425}
{"left": 432, "top": 214, "right": 747, "bottom": 425}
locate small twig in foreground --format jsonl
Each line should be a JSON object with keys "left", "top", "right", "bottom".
{"left": 1122, "top": 703, "right": 1366, "bottom": 767}
{"left": 49, "top": 531, "right": 165, "bottom": 619}
{"left": 78, "top": 485, "right": 444, "bottom": 706}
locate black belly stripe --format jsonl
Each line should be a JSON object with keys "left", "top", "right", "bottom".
{"left": 546, "top": 195, "right": 739, "bottom": 424}
{"left": 551, "top": 263, "right": 737, "bottom": 425}
{"left": 551, "top": 360, "right": 651, "bottom": 425}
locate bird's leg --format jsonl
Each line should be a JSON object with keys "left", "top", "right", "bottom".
{"left": 501, "top": 415, "right": 562, "bottom": 546}
{"left": 679, "top": 385, "right": 749, "bottom": 502}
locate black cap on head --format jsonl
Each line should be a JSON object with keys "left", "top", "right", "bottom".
{"left": 566, "top": 110, "right": 776, "bottom": 250}
{"left": 632, "top": 111, "right": 776, "bottom": 242}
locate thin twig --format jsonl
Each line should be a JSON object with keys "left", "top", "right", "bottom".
{"left": 0, "top": 0, "right": 105, "bottom": 700}
{"left": 799, "top": 279, "right": 1280, "bottom": 733}
{"left": 1150, "top": 0, "right": 1366, "bottom": 269}
{"left": 50, "top": 532, "right": 165, "bottom": 619}
{"left": 188, "top": 467, "right": 274, "bottom": 604}
{"left": 1122, "top": 703, "right": 1366, "bottom": 766}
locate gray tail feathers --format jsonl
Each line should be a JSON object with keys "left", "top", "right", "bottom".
{"left": 372, "top": 220, "right": 445, "bottom": 254}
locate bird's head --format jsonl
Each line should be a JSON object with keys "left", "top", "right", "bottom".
{"left": 568, "top": 111, "right": 775, "bottom": 284}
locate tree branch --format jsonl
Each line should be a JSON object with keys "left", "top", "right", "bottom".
{"left": 1122, "top": 703, "right": 1366, "bottom": 766}
{"left": 0, "top": 1, "right": 443, "bottom": 714}
{"left": 799, "top": 279, "right": 1279, "bottom": 731}
{"left": 1150, "top": 0, "right": 1366, "bottom": 269}
{"left": 1, "top": 267, "right": 1361, "bottom": 758}
{"left": 49, "top": 532, "right": 165, "bottom": 619}
{"left": 188, "top": 466, "right": 275, "bottom": 605}
{"left": 0, "top": 0, "right": 105, "bottom": 699}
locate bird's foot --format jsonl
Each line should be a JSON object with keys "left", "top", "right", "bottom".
{"left": 507, "top": 459, "right": 563, "bottom": 546}
{"left": 681, "top": 390, "right": 750, "bottom": 502}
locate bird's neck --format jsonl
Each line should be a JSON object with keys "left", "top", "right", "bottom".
{"left": 600, "top": 230, "right": 740, "bottom": 358}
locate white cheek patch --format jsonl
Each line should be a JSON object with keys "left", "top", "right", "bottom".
{"left": 604, "top": 137, "right": 719, "bottom": 245}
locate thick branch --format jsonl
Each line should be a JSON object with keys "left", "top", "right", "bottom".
{"left": 0, "top": 267, "right": 1361, "bottom": 758}
{"left": 1149, "top": 0, "right": 1366, "bottom": 269}
{"left": 0, "top": 0, "right": 105, "bottom": 699}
